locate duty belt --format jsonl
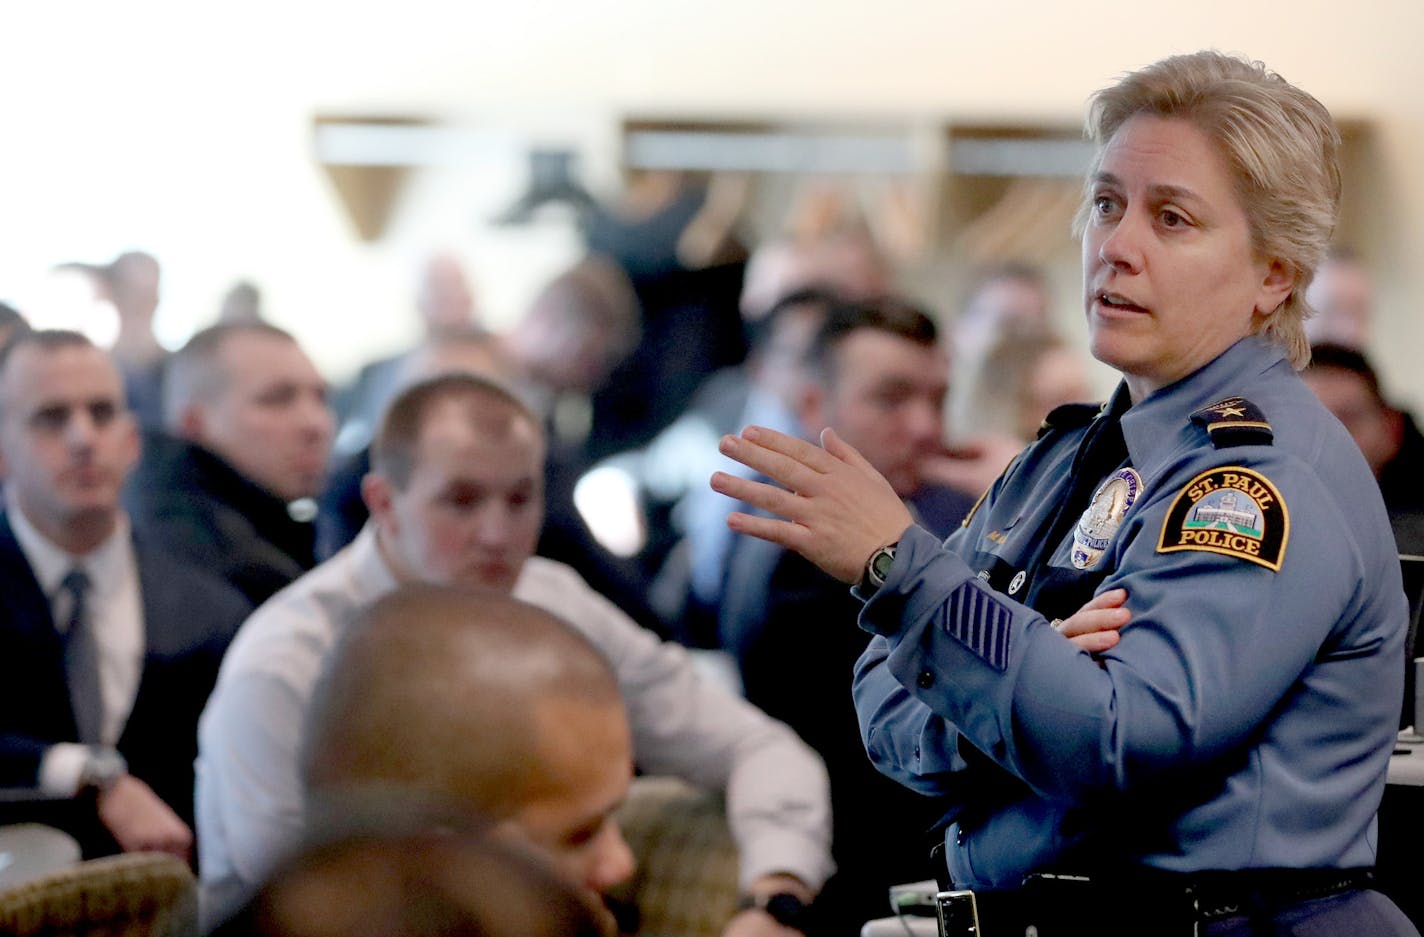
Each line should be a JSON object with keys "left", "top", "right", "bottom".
{"left": 933, "top": 868, "right": 1374, "bottom": 937}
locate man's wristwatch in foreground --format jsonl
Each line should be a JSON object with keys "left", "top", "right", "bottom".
{"left": 78, "top": 747, "right": 127, "bottom": 794}
{"left": 860, "top": 542, "right": 898, "bottom": 594}
{"left": 738, "top": 892, "right": 810, "bottom": 931}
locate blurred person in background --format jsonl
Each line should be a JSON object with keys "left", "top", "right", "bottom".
{"left": 1304, "top": 342, "right": 1424, "bottom": 554}
{"left": 104, "top": 251, "right": 167, "bottom": 431}
{"left": 955, "top": 331, "right": 1094, "bottom": 444}
{"left": 335, "top": 252, "right": 481, "bottom": 453}
{"left": 1304, "top": 247, "right": 1373, "bottom": 350}
{"left": 218, "top": 281, "right": 266, "bottom": 326}
{"left": 126, "top": 323, "right": 334, "bottom": 605}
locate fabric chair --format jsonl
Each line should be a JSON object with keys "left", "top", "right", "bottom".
{"left": 611, "top": 776, "right": 740, "bottom": 937}
{"left": 0, "top": 851, "right": 197, "bottom": 937}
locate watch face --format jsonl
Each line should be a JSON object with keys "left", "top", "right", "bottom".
{"left": 871, "top": 547, "right": 896, "bottom": 581}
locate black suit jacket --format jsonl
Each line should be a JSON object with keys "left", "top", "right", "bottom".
{"left": 0, "top": 511, "right": 251, "bottom": 856}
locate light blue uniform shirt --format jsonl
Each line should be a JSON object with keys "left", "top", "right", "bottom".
{"left": 853, "top": 336, "right": 1406, "bottom": 889}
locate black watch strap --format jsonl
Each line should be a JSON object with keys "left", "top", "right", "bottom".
{"left": 739, "top": 892, "right": 810, "bottom": 931}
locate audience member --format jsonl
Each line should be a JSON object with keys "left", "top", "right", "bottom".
{"left": 956, "top": 331, "right": 1093, "bottom": 443}
{"left": 1304, "top": 343, "right": 1424, "bottom": 553}
{"left": 104, "top": 251, "right": 167, "bottom": 430}
{"left": 660, "top": 288, "right": 841, "bottom": 644}
{"left": 336, "top": 252, "right": 480, "bottom": 450}
{"left": 1304, "top": 247, "right": 1374, "bottom": 350}
{"left": 210, "top": 792, "right": 610, "bottom": 937}
{"left": 0, "top": 330, "right": 250, "bottom": 860}
{"left": 125, "top": 323, "right": 334, "bottom": 605}
{"left": 0, "top": 300, "right": 29, "bottom": 347}
{"left": 196, "top": 373, "right": 832, "bottom": 934}
{"left": 218, "top": 281, "right": 266, "bottom": 325}
{"left": 946, "top": 263, "right": 1054, "bottom": 438}
{"left": 302, "top": 587, "right": 633, "bottom": 935}
{"left": 316, "top": 330, "right": 514, "bottom": 557}
{"left": 717, "top": 298, "right": 976, "bottom": 936}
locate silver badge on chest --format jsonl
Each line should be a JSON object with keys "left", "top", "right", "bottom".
{"left": 1071, "top": 468, "right": 1142, "bottom": 569}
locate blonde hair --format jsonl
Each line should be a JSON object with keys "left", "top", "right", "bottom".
{"left": 1078, "top": 51, "right": 1341, "bottom": 369}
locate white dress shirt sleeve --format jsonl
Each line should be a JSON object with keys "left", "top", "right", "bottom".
{"left": 522, "top": 561, "right": 835, "bottom": 892}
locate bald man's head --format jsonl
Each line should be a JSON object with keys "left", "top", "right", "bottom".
{"left": 304, "top": 585, "right": 635, "bottom": 904}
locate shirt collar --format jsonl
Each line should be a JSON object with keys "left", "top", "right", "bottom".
{"left": 1118, "top": 335, "right": 1287, "bottom": 478}
{"left": 8, "top": 506, "right": 133, "bottom": 599}
{"left": 347, "top": 521, "right": 401, "bottom": 600}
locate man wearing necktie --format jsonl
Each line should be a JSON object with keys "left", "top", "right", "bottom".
{"left": 0, "top": 329, "right": 250, "bottom": 859}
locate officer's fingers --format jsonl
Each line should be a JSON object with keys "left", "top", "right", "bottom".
{"left": 719, "top": 434, "right": 824, "bottom": 493}
{"left": 726, "top": 510, "right": 805, "bottom": 550}
{"left": 743, "top": 425, "right": 841, "bottom": 475}
{"left": 1079, "top": 588, "right": 1129, "bottom": 612}
{"left": 820, "top": 427, "right": 880, "bottom": 477}
{"left": 1069, "top": 630, "right": 1121, "bottom": 654}
{"left": 711, "top": 473, "right": 804, "bottom": 521}
{"left": 1055, "top": 606, "right": 1129, "bottom": 638}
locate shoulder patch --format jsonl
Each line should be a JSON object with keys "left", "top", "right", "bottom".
{"left": 1190, "top": 397, "right": 1273, "bottom": 448}
{"left": 1157, "top": 466, "right": 1289, "bottom": 571}
{"left": 1037, "top": 401, "right": 1103, "bottom": 440}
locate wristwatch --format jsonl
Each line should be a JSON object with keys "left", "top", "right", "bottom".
{"left": 78, "top": 747, "right": 128, "bottom": 793}
{"left": 739, "top": 892, "right": 810, "bottom": 931}
{"left": 860, "top": 542, "right": 898, "bottom": 594}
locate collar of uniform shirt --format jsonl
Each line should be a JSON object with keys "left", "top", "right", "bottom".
{"left": 1118, "top": 336, "right": 1285, "bottom": 483}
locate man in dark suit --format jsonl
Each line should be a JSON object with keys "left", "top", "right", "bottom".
{"left": 0, "top": 330, "right": 251, "bottom": 860}
{"left": 718, "top": 298, "right": 978, "bottom": 936}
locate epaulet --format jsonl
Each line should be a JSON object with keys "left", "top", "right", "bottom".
{"left": 1036, "top": 402, "right": 1103, "bottom": 440}
{"left": 1189, "top": 396, "right": 1274, "bottom": 448}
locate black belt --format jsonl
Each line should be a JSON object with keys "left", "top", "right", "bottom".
{"left": 934, "top": 868, "right": 1374, "bottom": 936}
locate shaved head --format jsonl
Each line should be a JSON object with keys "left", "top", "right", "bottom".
{"left": 304, "top": 585, "right": 620, "bottom": 815}
{"left": 303, "top": 584, "right": 636, "bottom": 905}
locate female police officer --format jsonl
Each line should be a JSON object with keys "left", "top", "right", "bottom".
{"left": 711, "top": 52, "right": 1416, "bottom": 934}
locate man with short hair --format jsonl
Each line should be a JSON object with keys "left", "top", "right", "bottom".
{"left": 1303, "top": 343, "right": 1424, "bottom": 553}
{"left": 125, "top": 322, "right": 334, "bottom": 604}
{"left": 104, "top": 250, "right": 166, "bottom": 430}
{"left": 196, "top": 373, "right": 832, "bottom": 934}
{"left": 303, "top": 585, "right": 635, "bottom": 932}
{"left": 718, "top": 298, "right": 976, "bottom": 936}
{"left": 0, "top": 330, "right": 250, "bottom": 859}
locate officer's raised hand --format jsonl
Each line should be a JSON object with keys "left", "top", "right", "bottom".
{"left": 713, "top": 425, "right": 911, "bottom": 584}
{"left": 712, "top": 424, "right": 1131, "bottom": 652}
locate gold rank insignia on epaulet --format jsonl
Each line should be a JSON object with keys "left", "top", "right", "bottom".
{"left": 1189, "top": 396, "right": 1274, "bottom": 448}
{"left": 1157, "top": 465, "right": 1289, "bottom": 570}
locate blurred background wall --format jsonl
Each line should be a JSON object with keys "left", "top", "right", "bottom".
{"left": 1, "top": 0, "right": 1420, "bottom": 402}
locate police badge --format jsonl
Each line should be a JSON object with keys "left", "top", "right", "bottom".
{"left": 1072, "top": 468, "right": 1142, "bottom": 569}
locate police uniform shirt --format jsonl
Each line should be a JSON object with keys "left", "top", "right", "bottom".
{"left": 851, "top": 335, "right": 1407, "bottom": 890}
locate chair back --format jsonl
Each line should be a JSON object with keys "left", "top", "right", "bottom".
{"left": 0, "top": 851, "right": 196, "bottom": 937}
{"left": 611, "top": 777, "right": 740, "bottom": 937}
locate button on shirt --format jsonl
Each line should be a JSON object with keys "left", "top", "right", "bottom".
{"left": 9, "top": 507, "right": 145, "bottom": 793}
{"left": 852, "top": 336, "right": 1407, "bottom": 888}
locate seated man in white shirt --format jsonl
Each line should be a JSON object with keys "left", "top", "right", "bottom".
{"left": 196, "top": 372, "right": 832, "bottom": 933}
{"left": 299, "top": 585, "right": 633, "bottom": 935}
{"left": 0, "top": 330, "right": 250, "bottom": 859}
